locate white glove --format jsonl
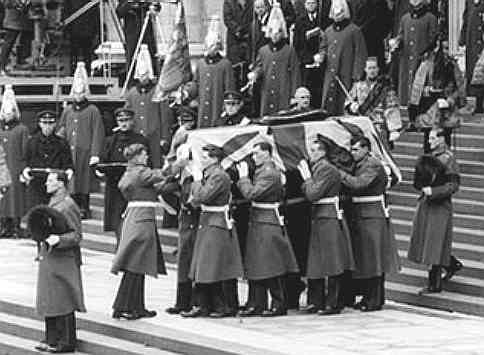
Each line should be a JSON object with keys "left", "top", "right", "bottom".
{"left": 422, "top": 186, "right": 432, "bottom": 196}
{"left": 192, "top": 165, "right": 203, "bottom": 182}
{"left": 389, "top": 131, "right": 400, "bottom": 142}
{"left": 176, "top": 143, "right": 191, "bottom": 161}
{"left": 247, "top": 72, "right": 256, "bottom": 83}
{"left": 89, "top": 156, "right": 100, "bottom": 166}
{"left": 313, "top": 53, "right": 323, "bottom": 64}
{"left": 389, "top": 37, "right": 399, "bottom": 51}
{"left": 297, "top": 159, "right": 311, "bottom": 180}
{"left": 21, "top": 167, "right": 32, "bottom": 183}
{"left": 237, "top": 162, "right": 249, "bottom": 179}
{"left": 65, "top": 169, "right": 74, "bottom": 181}
{"left": 349, "top": 102, "right": 359, "bottom": 114}
{"left": 437, "top": 98, "right": 450, "bottom": 109}
{"left": 45, "top": 234, "right": 60, "bottom": 246}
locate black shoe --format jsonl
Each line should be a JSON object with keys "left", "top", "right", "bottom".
{"left": 47, "top": 345, "right": 75, "bottom": 353}
{"left": 261, "top": 308, "right": 287, "bottom": 317}
{"left": 137, "top": 309, "right": 157, "bottom": 318}
{"left": 360, "top": 304, "right": 382, "bottom": 312}
{"left": 165, "top": 306, "right": 185, "bottom": 315}
{"left": 299, "top": 304, "right": 319, "bottom": 314}
{"left": 353, "top": 301, "right": 366, "bottom": 310}
{"left": 443, "top": 260, "right": 463, "bottom": 282}
{"left": 117, "top": 311, "right": 141, "bottom": 320}
{"left": 418, "top": 287, "right": 441, "bottom": 295}
{"left": 80, "top": 209, "right": 91, "bottom": 220}
{"left": 180, "top": 307, "right": 209, "bottom": 318}
{"left": 238, "top": 307, "right": 263, "bottom": 317}
{"left": 208, "top": 311, "right": 235, "bottom": 318}
{"left": 318, "top": 307, "right": 341, "bottom": 316}
{"left": 112, "top": 310, "right": 122, "bottom": 319}
{"left": 35, "top": 342, "right": 49, "bottom": 352}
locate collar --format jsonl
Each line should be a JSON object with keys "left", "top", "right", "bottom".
{"left": 204, "top": 52, "right": 223, "bottom": 64}
{"left": 73, "top": 99, "right": 89, "bottom": 111}
{"left": 270, "top": 40, "right": 286, "bottom": 52}
{"left": 333, "top": 19, "right": 350, "bottom": 31}
{"left": 136, "top": 81, "right": 155, "bottom": 93}
{"left": 39, "top": 132, "right": 56, "bottom": 142}
{"left": 49, "top": 190, "right": 68, "bottom": 207}
{"left": 226, "top": 112, "right": 244, "bottom": 125}
{"left": 0, "top": 120, "right": 18, "bottom": 130}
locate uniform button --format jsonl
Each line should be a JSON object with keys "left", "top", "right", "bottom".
{"left": 190, "top": 224, "right": 194, "bottom": 228}
{"left": 271, "top": 90, "right": 275, "bottom": 94}
{"left": 409, "top": 41, "right": 414, "bottom": 45}
{"left": 72, "top": 132, "right": 76, "bottom": 136}
{"left": 71, "top": 145, "right": 74, "bottom": 150}
{"left": 330, "top": 83, "right": 335, "bottom": 87}
{"left": 333, "top": 40, "right": 337, "bottom": 44}
{"left": 3, "top": 138, "right": 7, "bottom": 143}
{"left": 140, "top": 102, "right": 145, "bottom": 106}
{"left": 271, "top": 76, "right": 276, "bottom": 80}
{"left": 410, "top": 27, "right": 415, "bottom": 31}
{"left": 270, "top": 104, "right": 274, "bottom": 108}
{"left": 332, "top": 54, "right": 336, "bottom": 58}
{"left": 187, "top": 211, "right": 191, "bottom": 215}
{"left": 330, "top": 69, "right": 335, "bottom": 73}
{"left": 272, "top": 61, "right": 276, "bottom": 65}
{"left": 204, "top": 116, "right": 208, "bottom": 120}
{"left": 118, "top": 148, "right": 122, "bottom": 152}
{"left": 409, "top": 56, "right": 414, "bottom": 60}
{"left": 206, "top": 73, "right": 211, "bottom": 77}
{"left": 74, "top": 119, "right": 78, "bottom": 123}
{"left": 140, "top": 130, "right": 144, "bottom": 134}
{"left": 206, "top": 87, "right": 210, "bottom": 91}
{"left": 205, "top": 101, "right": 209, "bottom": 105}
{"left": 199, "top": 225, "right": 202, "bottom": 229}
{"left": 329, "top": 97, "right": 333, "bottom": 101}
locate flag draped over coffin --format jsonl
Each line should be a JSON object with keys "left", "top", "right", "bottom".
{"left": 185, "top": 116, "right": 402, "bottom": 187}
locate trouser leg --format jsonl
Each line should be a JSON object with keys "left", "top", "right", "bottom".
{"left": 175, "top": 281, "right": 193, "bottom": 311}
{"left": 45, "top": 317, "right": 58, "bottom": 347}
{"left": 56, "top": 313, "right": 76, "bottom": 349}
{"left": 307, "top": 278, "right": 325, "bottom": 310}
{"left": 113, "top": 271, "right": 145, "bottom": 312}
{"left": 251, "top": 279, "right": 268, "bottom": 312}
{"left": 245, "top": 280, "right": 257, "bottom": 308}
{"left": 266, "top": 277, "right": 286, "bottom": 312}
{"left": 327, "top": 274, "right": 343, "bottom": 310}
{"left": 222, "top": 279, "right": 239, "bottom": 314}
{"left": 196, "top": 283, "right": 211, "bottom": 313}
{"left": 210, "top": 281, "right": 226, "bottom": 314}
{"left": 339, "top": 270, "right": 356, "bottom": 307}
{"left": 365, "top": 276, "right": 383, "bottom": 310}
{"left": 429, "top": 265, "right": 442, "bottom": 292}
{"left": 285, "top": 274, "right": 306, "bottom": 310}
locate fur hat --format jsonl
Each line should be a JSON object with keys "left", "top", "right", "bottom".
{"left": 26, "top": 205, "right": 74, "bottom": 243}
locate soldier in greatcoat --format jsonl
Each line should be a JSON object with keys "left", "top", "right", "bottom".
{"left": 181, "top": 145, "right": 244, "bottom": 318}
{"left": 338, "top": 136, "right": 400, "bottom": 311}
{"left": 314, "top": 0, "right": 368, "bottom": 115}
{"left": 184, "top": 19, "right": 236, "bottom": 128}
{"left": 125, "top": 44, "right": 175, "bottom": 168}
{"left": 390, "top": 0, "right": 437, "bottom": 108}
{"left": 407, "top": 129, "right": 462, "bottom": 293}
{"left": 97, "top": 108, "right": 149, "bottom": 245}
{"left": 34, "top": 172, "right": 86, "bottom": 353}
{"left": 237, "top": 142, "right": 299, "bottom": 317}
{"left": 57, "top": 62, "right": 105, "bottom": 219}
{"left": 0, "top": 85, "right": 29, "bottom": 238}
{"left": 297, "top": 137, "right": 355, "bottom": 315}
{"left": 222, "top": 90, "right": 252, "bottom": 126}
{"left": 111, "top": 143, "right": 167, "bottom": 320}
{"left": 248, "top": 2, "right": 301, "bottom": 116}
{"left": 459, "top": 0, "right": 484, "bottom": 113}
{"left": 22, "top": 111, "right": 73, "bottom": 210}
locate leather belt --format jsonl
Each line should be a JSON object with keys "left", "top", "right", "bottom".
{"left": 251, "top": 201, "right": 284, "bottom": 226}
{"left": 351, "top": 194, "right": 390, "bottom": 218}
{"left": 314, "top": 196, "right": 343, "bottom": 220}
{"left": 126, "top": 201, "right": 160, "bottom": 208}
{"left": 201, "top": 204, "right": 233, "bottom": 230}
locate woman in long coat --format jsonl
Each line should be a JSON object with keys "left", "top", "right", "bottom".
{"left": 111, "top": 143, "right": 166, "bottom": 320}
{"left": 0, "top": 98, "right": 29, "bottom": 238}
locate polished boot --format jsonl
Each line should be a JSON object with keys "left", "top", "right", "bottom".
{"left": 319, "top": 274, "right": 343, "bottom": 315}
{"left": 443, "top": 256, "right": 463, "bottom": 281}
{"left": 419, "top": 265, "right": 442, "bottom": 294}
{"left": 166, "top": 282, "right": 193, "bottom": 314}
{"left": 303, "top": 278, "right": 325, "bottom": 313}
{"left": 285, "top": 275, "right": 306, "bottom": 310}
{"left": 360, "top": 276, "right": 383, "bottom": 312}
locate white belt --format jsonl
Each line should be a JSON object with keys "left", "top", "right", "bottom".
{"left": 201, "top": 204, "right": 233, "bottom": 230}
{"left": 126, "top": 201, "right": 160, "bottom": 208}
{"left": 351, "top": 194, "right": 390, "bottom": 218}
{"left": 314, "top": 196, "right": 343, "bottom": 220}
{"left": 251, "top": 202, "right": 284, "bottom": 226}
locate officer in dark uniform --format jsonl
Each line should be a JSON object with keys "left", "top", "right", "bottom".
{"left": 222, "top": 90, "right": 252, "bottom": 126}
{"left": 97, "top": 108, "right": 149, "bottom": 245}
{"left": 22, "top": 111, "right": 73, "bottom": 210}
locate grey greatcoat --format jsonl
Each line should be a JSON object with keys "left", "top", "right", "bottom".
{"left": 237, "top": 161, "right": 299, "bottom": 280}
{"left": 340, "top": 155, "right": 401, "bottom": 279}
{"left": 111, "top": 164, "right": 167, "bottom": 278}
{"left": 0, "top": 121, "right": 29, "bottom": 218}
{"left": 58, "top": 102, "right": 105, "bottom": 194}
{"left": 36, "top": 194, "right": 86, "bottom": 318}
{"left": 408, "top": 150, "right": 460, "bottom": 267}
{"left": 189, "top": 163, "right": 244, "bottom": 283}
{"left": 302, "top": 158, "right": 355, "bottom": 278}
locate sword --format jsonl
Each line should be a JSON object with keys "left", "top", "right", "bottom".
{"left": 334, "top": 75, "right": 354, "bottom": 103}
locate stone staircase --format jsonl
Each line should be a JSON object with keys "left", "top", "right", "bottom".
{"left": 78, "top": 120, "right": 484, "bottom": 317}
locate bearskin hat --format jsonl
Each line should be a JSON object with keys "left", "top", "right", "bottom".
{"left": 26, "top": 205, "right": 73, "bottom": 243}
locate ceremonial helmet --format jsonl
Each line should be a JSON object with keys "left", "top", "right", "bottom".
{"left": 134, "top": 44, "right": 155, "bottom": 81}
{"left": 70, "top": 62, "right": 90, "bottom": 97}
{"left": 0, "top": 84, "right": 20, "bottom": 121}
{"left": 266, "top": 1, "right": 287, "bottom": 38}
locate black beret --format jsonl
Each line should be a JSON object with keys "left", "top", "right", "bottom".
{"left": 36, "top": 110, "right": 57, "bottom": 123}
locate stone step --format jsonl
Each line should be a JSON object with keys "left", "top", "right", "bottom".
{"left": 392, "top": 179, "right": 484, "bottom": 202}
{"left": 399, "top": 166, "right": 484, "bottom": 189}
{"left": 388, "top": 190, "right": 484, "bottom": 216}
{"left": 393, "top": 153, "right": 484, "bottom": 176}
{"left": 458, "top": 121, "right": 484, "bottom": 136}
{"left": 392, "top": 218, "right": 484, "bottom": 247}
{"left": 393, "top": 141, "right": 484, "bottom": 162}
{"left": 399, "top": 131, "right": 484, "bottom": 148}
{"left": 0, "top": 312, "right": 179, "bottom": 355}
{"left": 0, "top": 331, "right": 91, "bottom": 355}
{"left": 385, "top": 281, "right": 484, "bottom": 316}
{"left": 391, "top": 205, "right": 484, "bottom": 230}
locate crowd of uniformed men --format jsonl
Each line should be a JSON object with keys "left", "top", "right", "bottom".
{"left": 0, "top": 0, "right": 479, "bottom": 352}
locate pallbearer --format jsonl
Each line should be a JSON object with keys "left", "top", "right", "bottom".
{"left": 182, "top": 145, "right": 244, "bottom": 318}
{"left": 237, "top": 142, "right": 299, "bottom": 317}
{"left": 111, "top": 144, "right": 167, "bottom": 320}
{"left": 97, "top": 108, "right": 149, "bottom": 245}
{"left": 297, "top": 136, "right": 355, "bottom": 315}
{"left": 57, "top": 62, "right": 105, "bottom": 219}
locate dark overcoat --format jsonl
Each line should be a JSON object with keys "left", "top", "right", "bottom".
{"left": 0, "top": 145, "right": 11, "bottom": 191}
{"left": 0, "top": 121, "right": 28, "bottom": 218}
{"left": 397, "top": 8, "right": 437, "bottom": 105}
{"left": 99, "top": 130, "right": 149, "bottom": 232}
{"left": 459, "top": 0, "right": 484, "bottom": 95}
{"left": 319, "top": 20, "right": 367, "bottom": 115}
{"left": 408, "top": 150, "right": 459, "bottom": 267}
{"left": 189, "top": 163, "right": 243, "bottom": 283}
{"left": 111, "top": 164, "right": 167, "bottom": 277}
{"left": 190, "top": 55, "right": 236, "bottom": 128}
{"left": 340, "top": 155, "right": 401, "bottom": 279}
{"left": 125, "top": 82, "right": 174, "bottom": 167}
{"left": 36, "top": 194, "right": 86, "bottom": 318}
{"left": 237, "top": 161, "right": 299, "bottom": 280}
{"left": 302, "top": 158, "right": 355, "bottom": 278}
{"left": 253, "top": 42, "right": 301, "bottom": 116}
{"left": 58, "top": 102, "right": 105, "bottom": 195}
{"left": 25, "top": 132, "right": 73, "bottom": 209}
{"left": 223, "top": 0, "right": 253, "bottom": 65}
